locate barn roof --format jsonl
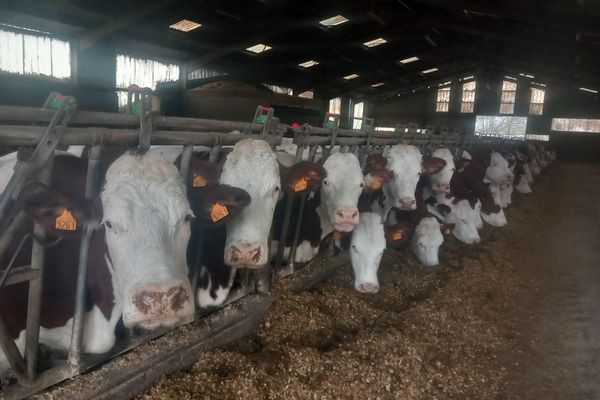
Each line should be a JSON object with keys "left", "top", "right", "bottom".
{"left": 1, "top": 0, "right": 599, "bottom": 100}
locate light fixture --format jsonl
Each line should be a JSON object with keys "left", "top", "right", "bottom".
{"left": 343, "top": 73, "right": 359, "bottom": 80}
{"left": 298, "top": 60, "right": 319, "bottom": 68}
{"left": 399, "top": 56, "right": 419, "bottom": 64}
{"left": 246, "top": 43, "right": 272, "bottom": 54}
{"left": 169, "top": 19, "right": 202, "bottom": 32}
{"left": 519, "top": 73, "right": 535, "bottom": 79}
{"left": 421, "top": 68, "right": 438, "bottom": 74}
{"left": 579, "top": 87, "right": 598, "bottom": 93}
{"left": 319, "top": 15, "right": 349, "bottom": 26}
{"left": 363, "top": 37, "right": 387, "bottom": 47}
{"left": 371, "top": 82, "right": 385, "bottom": 88}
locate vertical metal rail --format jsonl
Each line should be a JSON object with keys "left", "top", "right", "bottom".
{"left": 67, "top": 144, "right": 103, "bottom": 375}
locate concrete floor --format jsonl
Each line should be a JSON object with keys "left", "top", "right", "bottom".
{"left": 505, "top": 162, "right": 600, "bottom": 400}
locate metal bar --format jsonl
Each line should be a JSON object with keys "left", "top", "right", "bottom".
{"left": 1, "top": 266, "right": 39, "bottom": 287}
{"left": 179, "top": 145, "right": 194, "bottom": 183}
{"left": 0, "top": 314, "right": 27, "bottom": 382}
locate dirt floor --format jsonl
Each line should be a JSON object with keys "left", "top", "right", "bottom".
{"left": 139, "top": 161, "right": 600, "bottom": 400}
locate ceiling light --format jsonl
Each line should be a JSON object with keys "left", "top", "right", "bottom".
{"left": 343, "top": 73, "right": 359, "bottom": 80}
{"left": 319, "top": 15, "right": 349, "bottom": 26}
{"left": 298, "top": 60, "right": 319, "bottom": 68}
{"left": 400, "top": 56, "right": 419, "bottom": 64}
{"left": 169, "top": 19, "right": 202, "bottom": 32}
{"left": 371, "top": 82, "right": 385, "bottom": 88}
{"left": 579, "top": 87, "right": 598, "bottom": 93}
{"left": 519, "top": 73, "right": 535, "bottom": 79}
{"left": 421, "top": 68, "right": 438, "bottom": 74}
{"left": 246, "top": 43, "right": 272, "bottom": 54}
{"left": 505, "top": 75, "right": 517, "bottom": 80}
{"left": 363, "top": 37, "right": 387, "bottom": 47}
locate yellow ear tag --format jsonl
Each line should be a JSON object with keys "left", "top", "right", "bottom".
{"left": 443, "top": 227, "right": 452, "bottom": 235}
{"left": 370, "top": 180, "right": 383, "bottom": 190}
{"left": 55, "top": 209, "right": 77, "bottom": 231}
{"left": 392, "top": 231, "right": 403, "bottom": 240}
{"left": 293, "top": 177, "right": 308, "bottom": 192}
{"left": 192, "top": 175, "right": 207, "bottom": 188}
{"left": 332, "top": 230, "right": 342, "bottom": 240}
{"left": 210, "top": 203, "right": 229, "bottom": 222}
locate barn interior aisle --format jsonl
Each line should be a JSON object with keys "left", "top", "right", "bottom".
{"left": 503, "top": 162, "right": 600, "bottom": 400}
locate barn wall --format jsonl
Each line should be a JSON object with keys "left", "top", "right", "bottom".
{"left": 372, "top": 72, "right": 600, "bottom": 162}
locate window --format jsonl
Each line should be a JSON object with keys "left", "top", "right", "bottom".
{"left": 375, "top": 126, "right": 395, "bottom": 132}
{"left": 461, "top": 81, "right": 476, "bottom": 113}
{"left": 328, "top": 97, "right": 341, "bottom": 115}
{"left": 169, "top": 19, "right": 202, "bottom": 32}
{"left": 352, "top": 101, "right": 364, "bottom": 129}
{"left": 116, "top": 54, "right": 179, "bottom": 108}
{"left": 0, "top": 28, "right": 70, "bottom": 79}
{"left": 475, "top": 115, "right": 528, "bottom": 137}
{"left": 500, "top": 80, "right": 517, "bottom": 114}
{"left": 363, "top": 38, "right": 387, "bottom": 48}
{"left": 187, "top": 67, "right": 226, "bottom": 80}
{"left": 246, "top": 44, "right": 271, "bottom": 54}
{"left": 526, "top": 134, "right": 549, "bottom": 141}
{"left": 436, "top": 86, "right": 450, "bottom": 112}
{"left": 551, "top": 118, "right": 600, "bottom": 133}
{"left": 264, "top": 84, "right": 292, "bottom": 95}
{"left": 319, "top": 15, "right": 349, "bottom": 27}
{"left": 297, "top": 90, "right": 314, "bottom": 99}
{"left": 529, "top": 87, "right": 545, "bottom": 115}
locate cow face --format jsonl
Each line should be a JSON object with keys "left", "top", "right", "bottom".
{"left": 350, "top": 213, "right": 386, "bottom": 293}
{"left": 320, "top": 153, "right": 363, "bottom": 233}
{"left": 101, "top": 153, "right": 194, "bottom": 330}
{"left": 411, "top": 217, "right": 444, "bottom": 267}
{"left": 428, "top": 148, "right": 455, "bottom": 195}
{"left": 383, "top": 145, "right": 445, "bottom": 211}
{"left": 220, "top": 139, "right": 280, "bottom": 268}
{"left": 429, "top": 197, "right": 480, "bottom": 245}
{"left": 485, "top": 152, "right": 514, "bottom": 184}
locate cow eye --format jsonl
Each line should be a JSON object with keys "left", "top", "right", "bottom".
{"left": 104, "top": 221, "right": 113, "bottom": 229}
{"left": 323, "top": 179, "right": 329, "bottom": 185}
{"left": 274, "top": 186, "right": 280, "bottom": 192}
{"left": 359, "top": 182, "right": 364, "bottom": 188}
{"left": 418, "top": 172, "right": 421, "bottom": 176}
{"left": 452, "top": 168, "right": 456, "bottom": 172}
{"left": 351, "top": 244, "right": 357, "bottom": 251}
{"left": 185, "top": 214, "right": 195, "bottom": 222}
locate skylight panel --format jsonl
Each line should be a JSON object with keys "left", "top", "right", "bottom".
{"left": 169, "top": 19, "right": 202, "bottom": 32}
{"left": 343, "top": 73, "right": 359, "bottom": 80}
{"left": 319, "top": 15, "right": 349, "bottom": 26}
{"left": 371, "top": 82, "right": 385, "bottom": 88}
{"left": 421, "top": 68, "right": 438, "bottom": 74}
{"left": 519, "top": 72, "right": 535, "bottom": 79}
{"left": 579, "top": 87, "right": 598, "bottom": 94}
{"left": 298, "top": 60, "right": 319, "bottom": 68}
{"left": 246, "top": 43, "right": 272, "bottom": 54}
{"left": 400, "top": 56, "right": 419, "bottom": 64}
{"left": 363, "top": 37, "right": 387, "bottom": 47}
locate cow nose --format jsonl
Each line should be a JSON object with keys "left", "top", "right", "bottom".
{"left": 129, "top": 281, "right": 192, "bottom": 326}
{"left": 356, "top": 282, "right": 379, "bottom": 293}
{"left": 399, "top": 197, "right": 417, "bottom": 210}
{"left": 229, "top": 243, "right": 262, "bottom": 266}
{"left": 335, "top": 207, "right": 359, "bottom": 225}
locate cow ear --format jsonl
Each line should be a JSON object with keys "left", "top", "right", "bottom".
{"left": 468, "top": 197, "right": 477, "bottom": 209}
{"left": 189, "top": 158, "right": 222, "bottom": 189}
{"left": 282, "top": 161, "right": 326, "bottom": 194}
{"left": 421, "top": 156, "right": 446, "bottom": 175}
{"left": 189, "top": 184, "right": 250, "bottom": 228}
{"left": 436, "top": 204, "right": 451, "bottom": 216}
{"left": 365, "top": 154, "right": 387, "bottom": 173}
{"left": 363, "top": 167, "right": 393, "bottom": 191}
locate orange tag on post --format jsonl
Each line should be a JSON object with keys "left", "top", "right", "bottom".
{"left": 370, "top": 180, "right": 383, "bottom": 190}
{"left": 55, "top": 209, "right": 77, "bottom": 231}
{"left": 392, "top": 231, "right": 403, "bottom": 240}
{"left": 293, "top": 177, "right": 308, "bottom": 192}
{"left": 210, "top": 203, "right": 229, "bottom": 222}
{"left": 192, "top": 175, "right": 207, "bottom": 188}
{"left": 332, "top": 230, "right": 342, "bottom": 240}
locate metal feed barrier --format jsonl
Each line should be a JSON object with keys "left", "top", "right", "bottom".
{"left": 0, "top": 90, "right": 283, "bottom": 399}
{"left": 0, "top": 90, "right": 542, "bottom": 398}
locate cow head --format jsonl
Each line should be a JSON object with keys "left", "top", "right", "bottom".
{"left": 429, "top": 197, "right": 480, "bottom": 245}
{"left": 350, "top": 212, "right": 386, "bottom": 293}
{"left": 428, "top": 148, "right": 455, "bottom": 195}
{"left": 320, "top": 153, "right": 364, "bottom": 233}
{"left": 383, "top": 145, "right": 446, "bottom": 211}
{"left": 101, "top": 153, "right": 195, "bottom": 330}
{"left": 411, "top": 217, "right": 444, "bottom": 267}
{"left": 485, "top": 152, "right": 514, "bottom": 184}
{"left": 384, "top": 220, "right": 414, "bottom": 248}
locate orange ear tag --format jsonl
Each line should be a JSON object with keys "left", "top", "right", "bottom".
{"left": 392, "top": 231, "right": 403, "bottom": 240}
{"left": 55, "top": 209, "right": 77, "bottom": 231}
{"left": 210, "top": 203, "right": 229, "bottom": 222}
{"left": 443, "top": 227, "right": 452, "bottom": 235}
{"left": 293, "top": 177, "right": 308, "bottom": 192}
{"left": 370, "top": 180, "right": 383, "bottom": 190}
{"left": 192, "top": 175, "right": 207, "bottom": 188}
{"left": 332, "top": 230, "right": 342, "bottom": 240}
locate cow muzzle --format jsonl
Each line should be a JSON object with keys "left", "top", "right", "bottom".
{"left": 226, "top": 242, "right": 264, "bottom": 268}
{"left": 126, "top": 280, "right": 193, "bottom": 329}
{"left": 433, "top": 182, "right": 450, "bottom": 194}
{"left": 355, "top": 281, "right": 380, "bottom": 294}
{"left": 397, "top": 197, "right": 417, "bottom": 210}
{"left": 333, "top": 206, "right": 359, "bottom": 231}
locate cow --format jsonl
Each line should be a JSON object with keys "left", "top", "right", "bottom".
{"left": 349, "top": 212, "right": 386, "bottom": 293}
{"left": 427, "top": 148, "right": 456, "bottom": 195}
{"left": 427, "top": 194, "right": 481, "bottom": 245}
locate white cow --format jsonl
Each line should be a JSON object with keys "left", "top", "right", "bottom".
{"left": 350, "top": 213, "right": 386, "bottom": 293}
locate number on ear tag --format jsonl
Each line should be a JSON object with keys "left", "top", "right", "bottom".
{"left": 55, "top": 209, "right": 77, "bottom": 231}
{"left": 293, "top": 178, "right": 308, "bottom": 192}
{"left": 193, "top": 175, "right": 207, "bottom": 188}
{"left": 370, "top": 180, "right": 383, "bottom": 190}
{"left": 210, "top": 203, "right": 229, "bottom": 222}
{"left": 392, "top": 231, "right": 403, "bottom": 240}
